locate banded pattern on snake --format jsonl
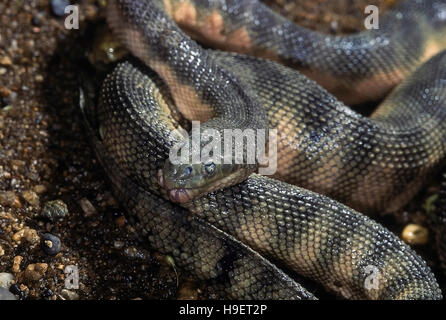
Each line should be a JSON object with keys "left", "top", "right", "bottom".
{"left": 80, "top": 0, "right": 446, "bottom": 299}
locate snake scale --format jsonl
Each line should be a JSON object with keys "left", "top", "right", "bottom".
{"left": 438, "top": 174, "right": 446, "bottom": 273}
{"left": 79, "top": 0, "right": 446, "bottom": 299}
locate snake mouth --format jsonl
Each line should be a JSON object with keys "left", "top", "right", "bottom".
{"left": 158, "top": 169, "right": 195, "bottom": 203}
{"left": 167, "top": 188, "right": 193, "bottom": 203}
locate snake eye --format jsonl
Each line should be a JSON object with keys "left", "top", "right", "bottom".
{"left": 204, "top": 162, "right": 216, "bottom": 175}
{"left": 184, "top": 166, "right": 193, "bottom": 176}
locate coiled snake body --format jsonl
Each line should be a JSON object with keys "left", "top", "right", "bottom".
{"left": 80, "top": 0, "right": 446, "bottom": 299}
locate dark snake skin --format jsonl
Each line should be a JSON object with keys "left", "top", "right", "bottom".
{"left": 107, "top": 0, "right": 269, "bottom": 203}
{"left": 437, "top": 173, "right": 446, "bottom": 273}
{"left": 80, "top": 0, "right": 446, "bottom": 299}
{"left": 211, "top": 51, "right": 446, "bottom": 214}
{"left": 80, "top": 89, "right": 315, "bottom": 299}
{"left": 162, "top": 0, "right": 446, "bottom": 104}
{"left": 106, "top": 0, "right": 446, "bottom": 213}
{"left": 90, "top": 59, "right": 441, "bottom": 299}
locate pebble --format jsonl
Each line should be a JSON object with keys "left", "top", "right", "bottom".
{"left": 0, "top": 273, "right": 14, "bottom": 289}
{"left": 0, "top": 287, "right": 17, "bottom": 300}
{"left": 60, "top": 289, "right": 79, "bottom": 300}
{"left": 115, "top": 215, "right": 126, "bottom": 228}
{"left": 113, "top": 241, "right": 124, "bottom": 250}
{"left": 12, "top": 256, "right": 23, "bottom": 273}
{"left": 23, "top": 263, "right": 48, "bottom": 282}
{"left": 40, "top": 200, "right": 69, "bottom": 221}
{"left": 25, "top": 228, "right": 40, "bottom": 244}
{"left": 51, "top": 0, "right": 70, "bottom": 17}
{"left": 0, "top": 56, "right": 12, "bottom": 66}
{"left": 33, "top": 185, "right": 47, "bottom": 194}
{"left": 330, "top": 20, "right": 339, "bottom": 32}
{"left": 2, "top": 91, "right": 17, "bottom": 105}
{"left": 0, "top": 87, "right": 11, "bottom": 98}
{"left": 41, "top": 233, "right": 61, "bottom": 255}
{"left": 19, "top": 284, "right": 28, "bottom": 293}
{"left": 0, "top": 245, "right": 4, "bottom": 256}
{"left": 0, "top": 166, "right": 11, "bottom": 179}
{"left": 22, "top": 190, "right": 40, "bottom": 207}
{"left": 401, "top": 224, "right": 429, "bottom": 245}
{"left": 0, "top": 191, "right": 17, "bottom": 207}
{"left": 79, "top": 197, "right": 97, "bottom": 217}
{"left": 10, "top": 159, "right": 25, "bottom": 169}
{"left": 12, "top": 227, "right": 40, "bottom": 245}
{"left": 85, "top": 4, "right": 98, "bottom": 20}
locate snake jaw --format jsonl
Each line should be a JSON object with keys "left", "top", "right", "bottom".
{"left": 158, "top": 169, "right": 195, "bottom": 203}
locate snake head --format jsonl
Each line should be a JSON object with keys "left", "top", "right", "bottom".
{"left": 158, "top": 158, "right": 250, "bottom": 203}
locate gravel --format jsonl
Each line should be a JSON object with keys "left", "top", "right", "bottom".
{"left": 22, "top": 190, "right": 40, "bottom": 207}
{"left": 39, "top": 200, "right": 69, "bottom": 221}
{"left": 79, "top": 197, "right": 97, "bottom": 217}
{"left": 41, "top": 233, "right": 62, "bottom": 255}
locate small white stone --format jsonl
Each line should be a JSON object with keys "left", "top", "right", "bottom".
{"left": 0, "top": 273, "right": 15, "bottom": 289}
